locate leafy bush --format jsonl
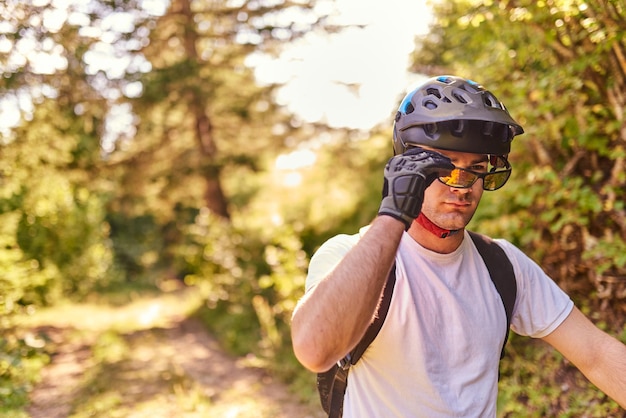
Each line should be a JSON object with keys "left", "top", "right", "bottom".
{"left": 15, "top": 184, "right": 116, "bottom": 303}
{"left": 179, "top": 209, "right": 308, "bottom": 368}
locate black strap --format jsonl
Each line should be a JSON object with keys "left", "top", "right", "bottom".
{"left": 327, "top": 264, "right": 396, "bottom": 418}
{"left": 327, "top": 366, "right": 348, "bottom": 418}
{"left": 468, "top": 231, "right": 517, "bottom": 358}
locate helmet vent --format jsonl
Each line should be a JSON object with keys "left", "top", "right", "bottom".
{"left": 423, "top": 99, "right": 438, "bottom": 110}
{"left": 423, "top": 123, "right": 437, "bottom": 138}
{"left": 451, "top": 89, "right": 470, "bottom": 104}
{"left": 426, "top": 87, "right": 442, "bottom": 98}
{"left": 405, "top": 102, "right": 415, "bottom": 114}
{"left": 463, "top": 83, "right": 480, "bottom": 94}
{"left": 451, "top": 120, "right": 465, "bottom": 137}
{"left": 482, "top": 92, "right": 502, "bottom": 109}
{"left": 482, "top": 121, "right": 494, "bottom": 136}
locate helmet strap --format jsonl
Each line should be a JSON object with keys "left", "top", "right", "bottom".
{"left": 416, "top": 212, "right": 460, "bottom": 239}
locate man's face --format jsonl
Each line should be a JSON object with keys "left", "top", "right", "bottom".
{"left": 420, "top": 148, "right": 487, "bottom": 231}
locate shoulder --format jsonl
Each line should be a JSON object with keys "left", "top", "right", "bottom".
{"left": 488, "top": 237, "right": 574, "bottom": 337}
{"left": 311, "top": 226, "right": 368, "bottom": 260}
{"left": 487, "top": 237, "right": 542, "bottom": 287}
{"left": 305, "top": 226, "right": 369, "bottom": 291}
{"left": 465, "top": 231, "right": 533, "bottom": 274}
{"left": 482, "top": 236, "right": 531, "bottom": 263}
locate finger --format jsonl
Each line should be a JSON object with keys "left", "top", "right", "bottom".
{"left": 381, "top": 177, "right": 389, "bottom": 198}
{"left": 429, "top": 160, "right": 455, "bottom": 177}
{"left": 402, "top": 146, "right": 426, "bottom": 157}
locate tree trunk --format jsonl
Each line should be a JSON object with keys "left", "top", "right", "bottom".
{"left": 176, "top": 0, "right": 230, "bottom": 219}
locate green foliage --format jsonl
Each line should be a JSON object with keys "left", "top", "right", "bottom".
{"left": 17, "top": 188, "right": 115, "bottom": 302}
{"left": 0, "top": 107, "right": 114, "bottom": 411}
{"left": 0, "top": 213, "right": 54, "bottom": 314}
{"left": 106, "top": 213, "right": 169, "bottom": 281}
{"left": 0, "top": 332, "right": 48, "bottom": 413}
{"left": 181, "top": 209, "right": 308, "bottom": 361}
{"left": 0, "top": 2, "right": 120, "bottom": 402}
{"left": 274, "top": 129, "right": 391, "bottom": 256}
{"left": 0, "top": 100, "right": 117, "bottom": 304}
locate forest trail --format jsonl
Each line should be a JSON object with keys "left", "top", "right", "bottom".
{"left": 22, "top": 285, "right": 324, "bottom": 418}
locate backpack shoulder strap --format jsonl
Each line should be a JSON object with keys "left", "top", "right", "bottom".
{"left": 326, "top": 264, "right": 396, "bottom": 418}
{"left": 468, "top": 230, "right": 517, "bottom": 358}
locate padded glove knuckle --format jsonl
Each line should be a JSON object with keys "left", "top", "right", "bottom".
{"left": 378, "top": 148, "right": 453, "bottom": 229}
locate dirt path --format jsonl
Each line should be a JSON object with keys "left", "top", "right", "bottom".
{"left": 23, "top": 287, "right": 324, "bottom": 418}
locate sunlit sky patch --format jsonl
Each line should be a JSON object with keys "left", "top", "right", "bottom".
{"left": 250, "top": 0, "right": 434, "bottom": 131}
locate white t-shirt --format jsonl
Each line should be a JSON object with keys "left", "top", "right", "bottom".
{"left": 306, "top": 228, "right": 573, "bottom": 418}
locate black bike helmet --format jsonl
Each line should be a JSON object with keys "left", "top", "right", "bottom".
{"left": 393, "top": 75, "right": 524, "bottom": 155}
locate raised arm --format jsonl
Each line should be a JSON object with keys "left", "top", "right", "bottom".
{"left": 291, "top": 148, "right": 453, "bottom": 372}
{"left": 541, "top": 306, "right": 626, "bottom": 408}
{"left": 291, "top": 215, "right": 404, "bottom": 372}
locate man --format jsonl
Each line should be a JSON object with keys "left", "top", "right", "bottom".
{"left": 291, "top": 75, "right": 626, "bottom": 417}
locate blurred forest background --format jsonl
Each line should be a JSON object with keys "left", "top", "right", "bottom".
{"left": 1, "top": 0, "right": 625, "bottom": 416}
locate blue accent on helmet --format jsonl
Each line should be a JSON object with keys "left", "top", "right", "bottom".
{"left": 399, "top": 92, "right": 415, "bottom": 113}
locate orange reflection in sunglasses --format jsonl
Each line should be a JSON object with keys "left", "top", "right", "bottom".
{"left": 440, "top": 168, "right": 477, "bottom": 187}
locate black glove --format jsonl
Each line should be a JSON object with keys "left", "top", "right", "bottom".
{"left": 378, "top": 147, "right": 454, "bottom": 229}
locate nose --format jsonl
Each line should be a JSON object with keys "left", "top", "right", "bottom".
{"left": 450, "top": 184, "right": 473, "bottom": 195}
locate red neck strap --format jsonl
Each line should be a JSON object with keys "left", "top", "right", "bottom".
{"left": 415, "top": 212, "right": 460, "bottom": 238}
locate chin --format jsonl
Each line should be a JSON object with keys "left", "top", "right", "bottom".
{"left": 434, "top": 215, "right": 472, "bottom": 231}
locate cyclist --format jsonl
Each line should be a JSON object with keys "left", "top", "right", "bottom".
{"left": 291, "top": 75, "right": 626, "bottom": 417}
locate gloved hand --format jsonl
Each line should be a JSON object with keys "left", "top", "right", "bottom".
{"left": 378, "top": 147, "right": 454, "bottom": 230}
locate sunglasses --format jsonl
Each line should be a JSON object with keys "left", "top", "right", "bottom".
{"left": 438, "top": 156, "right": 512, "bottom": 191}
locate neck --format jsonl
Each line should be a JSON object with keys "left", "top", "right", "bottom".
{"left": 408, "top": 213, "right": 465, "bottom": 254}
{"left": 416, "top": 212, "right": 460, "bottom": 238}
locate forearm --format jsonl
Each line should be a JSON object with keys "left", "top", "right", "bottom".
{"left": 584, "top": 333, "right": 626, "bottom": 408}
{"left": 543, "top": 307, "right": 626, "bottom": 408}
{"left": 291, "top": 215, "right": 405, "bottom": 372}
